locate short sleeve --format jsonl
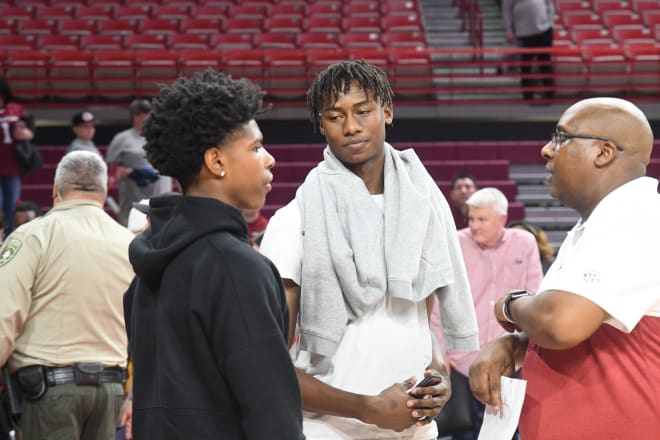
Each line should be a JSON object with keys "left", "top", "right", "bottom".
{"left": 259, "top": 200, "right": 303, "bottom": 285}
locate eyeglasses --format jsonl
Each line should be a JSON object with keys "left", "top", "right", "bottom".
{"left": 551, "top": 129, "right": 625, "bottom": 152}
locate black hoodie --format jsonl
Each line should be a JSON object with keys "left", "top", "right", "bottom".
{"left": 125, "top": 194, "right": 304, "bottom": 439}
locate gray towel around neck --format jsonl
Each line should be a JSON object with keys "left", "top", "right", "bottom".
{"left": 296, "top": 143, "right": 458, "bottom": 357}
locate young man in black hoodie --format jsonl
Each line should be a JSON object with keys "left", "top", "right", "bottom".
{"left": 123, "top": 70, "right": 305, "bottom": 439}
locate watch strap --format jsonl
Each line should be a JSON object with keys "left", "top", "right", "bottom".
{"left": 503, "top": 290, "right": 529, "bottom": 324}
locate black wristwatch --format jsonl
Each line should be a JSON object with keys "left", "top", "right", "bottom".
{"left": 503, "top": 290, "right": 530, "bottom": 323}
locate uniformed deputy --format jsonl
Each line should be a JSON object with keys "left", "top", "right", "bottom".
{"left": 0, "top": 150, "right": 135, "bottom": 440}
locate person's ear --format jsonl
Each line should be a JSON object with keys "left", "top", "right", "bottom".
{"left": 594, "top": 140, "right": 617, "bottom": 168}
{"left": 383, "top": 105, "right": 393, "bottom": 126}
{"left": 204, "top": 147, "right": 226, "bottom": 178}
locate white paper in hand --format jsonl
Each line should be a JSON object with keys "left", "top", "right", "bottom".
{"left": 477, "top": 376, "right": 527, "bottom": 440}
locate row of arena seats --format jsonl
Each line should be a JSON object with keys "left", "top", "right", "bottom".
{"left": 0, "top": 31, "right": 426, "bottom": 51}
{"left": 0, "top": 1, "right": 420, "bottom": 19}
{"left": 0, "top": 15, "right": 425, "bottom": 38}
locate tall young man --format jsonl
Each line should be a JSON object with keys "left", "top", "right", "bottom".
{"left": 261, "top": 60, "right": 479, "bottom": 439}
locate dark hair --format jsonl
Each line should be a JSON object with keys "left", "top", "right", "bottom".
{"left": 306, "top": 59, "right": 393, "bottom": 132}
{"left": 15, "top": 200, "right": 44, "bottom": 217}
{"left": 129, "top": 98, "right": 152, "bottom": 117}
{"left": 142, "top": 69, "right": 264, "bottom": 184}
{"left": 451, "top": 172, "right": 477, "bottom": 188}
{"left": 0, "top": 78, "right": 13, "bottom": 103}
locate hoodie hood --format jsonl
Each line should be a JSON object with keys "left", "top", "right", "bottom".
{"left": 129, "top": 194, "right": 247, "bottom": 290}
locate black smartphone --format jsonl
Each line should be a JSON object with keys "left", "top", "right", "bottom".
{"left": 408, "top": 373, "right": 442, "bottom": 396}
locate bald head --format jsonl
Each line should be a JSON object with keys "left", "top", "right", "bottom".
{"left": 560, "top": 97, "right": 654, "bottom": 168}
{"left": 546, "top": 98, "right": 655, "bottom": 219}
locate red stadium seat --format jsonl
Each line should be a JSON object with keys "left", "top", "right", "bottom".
{"left": 633, "top": 0, "right": 660, "bottom": 14}
{"left": 582, "top": 42, "right": 628, "bottom": 93}
{"left": 48, "top": 50, "right": 94, "bottom": 99}
{"left": 0, "top": 7, "right": 34, "bottom": 21}
{"left": 263, "top": 50, "right": 308, "bottom": 99}
{"left": 383, "top": 14, "right": 423, "bottom": 32}
{"left": 571, "top": 26, "right": 612, "bottom": 43}
{"left": 562, "top": 11, "right": 602, "bottom": 27}
{"left": 92, "top": 50, "right": 136, "bottom": 98}
{"left": 169, "top": 33, "right": 213, "bottom": 50}
{"left": 38, "top": 35, "right": 80, "bottom": 50}
{"left": 97, "top": 19, "right": 139, "bottom": 36}
{"left": 16, "top": 18, "right": 56, "bottom": 36}
{"left": 602, "top": 10, "right": 643, "bottom": 28}
{"left": 220, "top": 50, "right": 264, "bottom": 84}
{"left": 225, "top": 17, "right": 263, "bottom": 34}
{"left": 344, "top": 2, "right": 381, "bottom": 18}
{"left": 389, "top": 48, "right": 432, "bottom": 95}
{"left": 113, "top": 6, "right": 152, "bottom": 21}
{"left": 4, "top": 50, "right": 49, "bottom": 100}
{"left": 152, "top": 5, "right": 191, "bottom": 21}
{"left": 141, "top": 19, "right": 181, "bottom": 35}
{"left": 178, "top": 49, "right": 221, "bottom": 77}
{"left": 271, "top": 2, "right": 308, "bottom": 17}
{"left": 134, "top": 50, "right": 179, "bottom": 97}
{"left": 180, "top": 18, "right": 224, "bottom": 35}
{"left": 0, "top": 20, "right": 15, "bottom": 35}
{"left": 58, "top": 19, "right": 96, "bottom": 36}
{"left": 348, "top": 48, "right": 389, "bottom": 71}
{"left": 299, "top": 32, "right": 341, "bottom": 49}
{"left": 77, "top": 5, "right": 114, "bottom": 20}
{"left": 344, "top": 16, "right": 381, "bottom": 33}
{"left": 554, "top": 0, "right": 590, "bottom": 14}
{"left": 255, "top": 33, "right": 298, "bottom": 49}
{"left": 624, "top": 44, "right": 660, "bottom": 94}
{"left": 611, "top": 24, "right": 654, "bottom": 42}
{"left": 232, "top": 3, "right": 270, "bottom": 19}
{"left": 214, "top": 33, "right": 255, "bottom": 50}
{"left": 80, "top": 34, "right": 124, "bottom": 50}
{"left": 342, "top": 33, "right": 383, "bottom": 49}
{"left": 308, "top": 49, "right": 350, "bottom": 75}
{"left": 305, "top": 16, "right": 342, "bottom": 33}
{"left": 0, "top": 35, "right": 36, "bottom": 51}
{"left": 266, "top": 16, "right": 304, "bottom": 34}
{"left": 194, "top": 5, "right": 232, "bottom": 20}
{"left": 382, "top": 31, "right": 426, "bottom": 48}
{"left": 644, "top": 11, "right": 660, "bottom": 26}
{"left": 308, "top": 2, "right": 342, "bottom": 17}
{"left": 384, "top": 1, "right": 419, "bottom": 16}
{"left": 125, "top": 34, "right": 168, "bottom": 50}
{"left": 49, "top": 0, "right": 86, "bottom": 7}
{"left": 594, "top": 0, "right": 631, "bottom": 15}
{"left": 35, "top": 5, "right": 75, "bottom": 20}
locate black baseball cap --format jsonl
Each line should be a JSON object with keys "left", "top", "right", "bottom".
{"left": 72, "top": 111, "right": 95, "bottom": 126}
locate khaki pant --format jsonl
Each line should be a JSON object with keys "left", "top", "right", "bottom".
{"left": 19, "top": 382, "right": 125, "bottom": 440}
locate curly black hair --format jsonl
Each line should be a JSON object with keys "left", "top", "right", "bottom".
{"left": 306, "top": 59, "right": 393, "bottom": 132}
{"left": 142, "top": 69, "right": 264, "bottom": 183}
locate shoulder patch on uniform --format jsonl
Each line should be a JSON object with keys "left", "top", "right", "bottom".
{"left": 0, "top": 238, "right": 23, "bottom": 267}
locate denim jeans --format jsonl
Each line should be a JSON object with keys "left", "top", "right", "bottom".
{"left": 0, "top": 174, "right": 21, "bottom": 234}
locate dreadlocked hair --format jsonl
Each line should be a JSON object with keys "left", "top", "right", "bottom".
{"left": 306, "top": 59, "right": 394, "bottom": 132}
{"left": 142, "top": 69, "right": 264, "bottom": 183}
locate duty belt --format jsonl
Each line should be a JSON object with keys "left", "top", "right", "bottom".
{"left": 44, "top": 366, "right": 127, "bottom": 387}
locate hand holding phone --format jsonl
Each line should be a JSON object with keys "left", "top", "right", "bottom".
{"left": 408, "top": 372, "right": 442, "bottom": 397}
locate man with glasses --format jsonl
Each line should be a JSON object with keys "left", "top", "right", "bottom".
{"left": 468, "top": 97, "right": 660, "bottom": 439}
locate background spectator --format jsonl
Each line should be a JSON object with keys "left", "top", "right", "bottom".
{"left": 502, "top": 0, "right": 555, "bottom": 101}
{"left": 13, "top": 200, "right": 43, "bottom": 229}
{"left": 105, "top": 99, "right": 172, "bottom": 226}
{"left": 508, "top": 220, "right": 555, "bottom": 273}
{"left": 68, "top": 111, "right": 100, "bottom": 155}
{"left": 0, "top": 79, "right": 35, "bottom": 235}
{"left": 450, "top": 173, "right": 478, "bottom": 229}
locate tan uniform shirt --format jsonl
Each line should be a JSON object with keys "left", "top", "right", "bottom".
{"left": 0, "top": 199, "right": 135, "bottom": 371}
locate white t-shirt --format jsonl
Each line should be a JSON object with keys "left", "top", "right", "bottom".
{"left": 260, "top": 196, "right": 438, "bottom": 440}
{"left": 537, "top": 176, "right": 660, "bottom": 331}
